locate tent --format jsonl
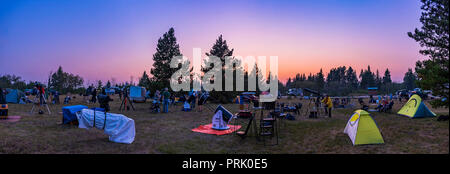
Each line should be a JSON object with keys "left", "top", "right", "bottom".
{"left": 62, "top": 105, "right": 89, "bottom": 124}
{"left": 344, "top": 110, "right": 384, "bottom": 145}
{"left": 129, "top": 86, "right": 146, "bottom": 103}
{"left": 5, "top": 89, "right": 25, "bottom": 104}
{"left": 397, "top": 94, "right": 436, "bottom": 118}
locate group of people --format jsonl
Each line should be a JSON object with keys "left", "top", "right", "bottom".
{"left": 84, "top": 85, "right": 98, "bottom": 104}
{"left": 151, "top": 88, "right": 171, "bottom": 113}
{"left": 149, "top": 89, "right": 209, "bottom": 113}
{"left": 307, "top": 95, "right": 333, "bottom": 118}
{"left": 375, "top": 96, "right": 394, "bottom": 112}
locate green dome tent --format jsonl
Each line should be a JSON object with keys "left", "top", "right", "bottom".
{"left": 344, "top": 110, "right": 384, "bottom": 145}
{"left": 397, "top": 94, "right": 436, "bottom": 118}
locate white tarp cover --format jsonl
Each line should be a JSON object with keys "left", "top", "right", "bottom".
{"left": 76, "top": 109, "right": 135, "bottom": 144}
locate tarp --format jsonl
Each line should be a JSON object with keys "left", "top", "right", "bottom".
{"left": 192, "top": 124, "right": 241, "bottom": 135}
{"left": 397, "top": 94, "right": 436, "bottom": 118}
{"left": 344, "top": 110, "right": 384, "bottom": 145}
{"left": 76, "top": 109, "right": 135, "bottom": 144}
{"left": 62, "top": 105, "right": 89, "bottom": 124}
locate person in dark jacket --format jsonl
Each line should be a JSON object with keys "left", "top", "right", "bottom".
{"left": 91, "top": 88, "right": 97, "bottom": 103}
{"left": 98, "top": 88, "right": 113, "bottom": 112}
{"left": 0, "top": 88, "right": 6, "bottom": 104}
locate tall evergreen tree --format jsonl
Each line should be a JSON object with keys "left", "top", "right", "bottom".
{"left": 360, "top": 66, "right": 376, "bottom": 89}
{"left": 403, "top": 68, "right": 417, "bottom": 90}
{"left": 383, "top": 68, "right": 392, "bottom": 84}
{"left": 408, "top": 0, "right": 449, "bottom": 107}
{"left": 375, "top": 69, "right": 382, "bottom": 87}
{"left": 150, "top": 28, "right": 182, "bottom": 88}
{"left": 48, "top": 66, "right": 84, "bottom": 94}
{"left": 106, "top": 80, "right": 111, "bottom": 88}
{"left": 346, "top": 66, "right": 359, "bottom": 90}
{"left": 138, "top": 71, "right": 151, "bottom": 88}
{"left": 315, "top": 69, "right": 325, "bottom": 92}
{"left": 202, "top": 35, "right": 237, "bottom": 103}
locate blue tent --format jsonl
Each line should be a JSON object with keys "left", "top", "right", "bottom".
{"left": 129, "top": 86, "right": 146, "bottom": 102}
{"left": 62, "top": 105, "right": 88, "bottom": 124}
{"left": 6, "top": 89, "right": 24, "bottom": 104}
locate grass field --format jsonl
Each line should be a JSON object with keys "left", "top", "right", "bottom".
{"left": 0, "top": 95, "right": 448, "bottom": 154}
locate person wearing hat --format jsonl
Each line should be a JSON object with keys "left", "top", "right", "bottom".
{"left": 162, "top": 88, "right": 170, "bottom": 113}
{"left": 321, "top": 94, "right": 333, "bottom": 118}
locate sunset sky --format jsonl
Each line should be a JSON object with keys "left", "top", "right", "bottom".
{"left": 0, "top": 0, "right": 425, "bottom": 85}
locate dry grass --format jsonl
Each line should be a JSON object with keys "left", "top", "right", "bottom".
{"left": 0, "top": 95, "right": 448, "bottom": 154}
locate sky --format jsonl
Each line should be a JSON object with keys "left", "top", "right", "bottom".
{"left": 0, "top": 0, "right": 425, "bottom": 85}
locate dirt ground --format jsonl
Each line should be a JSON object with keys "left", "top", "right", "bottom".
{"left": 0, "top": 94, "right": 448, "bottom": 154}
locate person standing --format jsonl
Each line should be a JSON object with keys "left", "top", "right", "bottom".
{"left": 91, "top": 88, "right": 97, "bottom": 104}
{"left": 197, "top": 91, "right": 204, "bottom": 112}
{"left": 99, "top": 88, "right": 113, "bottom": 112}
{"left": 162, "top": 88, "right": 170, "bottom": 113}
{"left": 0, "top": 88, "right": 6, "bottom": 104}
{"left": 321, "top": 94, "right": 333, "bottom": 118}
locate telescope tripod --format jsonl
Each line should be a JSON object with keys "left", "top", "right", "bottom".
{"left": 119, "top": 91, "right": 135, "bottom": 111}
{"left": 30, "top": 92, "right": 51, "bottom": 115}
{"left": 303, "top": 97, "right": 324, "bottom": 118}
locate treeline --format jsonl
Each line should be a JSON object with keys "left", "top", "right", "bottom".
{"left": 137, "top": 28, "right": 273, "bottom": 103}
{"left": 0, "top": 66, "right": 85, "bottom": 94}
{"left": 282, "top": 66, "right": 418, "bottom": 96}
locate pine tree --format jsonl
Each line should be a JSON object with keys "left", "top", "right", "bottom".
{"left": 408, "top": 0, "right": 449, "bottom": 107}
{"left": 383, "top": 68, "right": 392, "bottom": 84}
{"left": 403, "top": 68, "right": 417, "bottom": 90}
{"left": 316, "top": 69, "right": 325, "bottom": 92}
{"left": 375, "top": 69, "right": 382, "bottom": 87}
{"left": 202, "top": 35, "right": 237, "bottom": 103}
{"left": 150, "top": 28, "right": 182, "bottom": 88}
{"left": 346, "top": 66, "right": 358, "bottom": 90}
{"left": 139, "top": 71, "right": 151, "bottom": 88}
{"left": 106, "top": 80, "right": 111, "bottom": 88}
{"left": 360, "top": 66, "right": 376, "bottom": 89}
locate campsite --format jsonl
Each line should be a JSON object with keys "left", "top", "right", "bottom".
{"left": 1, "top": 0, "right": 449, "bottom": 158}
{"left": 0, "top": 93, "right": 448, "bottom": 154}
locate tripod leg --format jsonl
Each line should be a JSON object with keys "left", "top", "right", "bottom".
{"left": 128, "top": 97, "right": 135, "bottom": 110}
{"left": 30, "top": 104, "right": 35, "bottom": 114}
{"left": 30, "top": 95, "right": 39, "bottom": 114}
{"left": 119, "top": 98, "right": 125, "bottom": 111}
{"left": 46, "top": 104, "right": 51, "bottom": 115}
